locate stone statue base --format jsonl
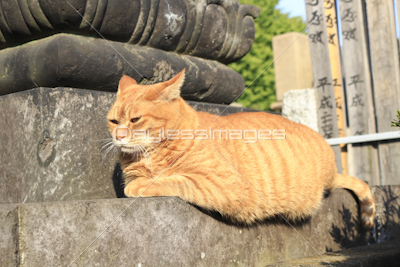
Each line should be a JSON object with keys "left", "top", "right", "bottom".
{"left": 0, "top": 34, "right": 246, "bottom": 104}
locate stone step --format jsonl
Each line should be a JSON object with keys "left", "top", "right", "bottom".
{"left": 266, "top": 239, "right": 400, "bottom": 267}
{"left": 1, "top": 186, "right": 400, "bottom": 266}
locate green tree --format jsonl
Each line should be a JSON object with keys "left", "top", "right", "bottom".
{"left": 230, "top": 0, "right": 306, "bottom": 110}
{"left": 391, "top": 111, "right": 400, "bottom": 127}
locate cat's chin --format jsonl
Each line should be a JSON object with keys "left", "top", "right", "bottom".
{"left": 121, "top": 147, "right": 135, "bottom": 154}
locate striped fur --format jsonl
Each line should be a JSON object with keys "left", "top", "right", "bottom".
{"left": 107, "top": 70, "right": 375, "bottom": 229}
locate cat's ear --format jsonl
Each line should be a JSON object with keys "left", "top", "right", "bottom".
{"left": 158, "top": 69, "right": 185, "bottom": 101}
{"left": 118, "top": 75, "right": 137, "bottom": 95}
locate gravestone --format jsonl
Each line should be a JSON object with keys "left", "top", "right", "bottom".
{"left": 272, "top": 32, "right": 313, "bottom": 102}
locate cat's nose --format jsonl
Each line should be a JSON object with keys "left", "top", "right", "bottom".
{"left": 116, "top": 135, "right": 126, "bottom": 141}
{"left": 115, "top": 128, "right": 129, "bottom": 141}
{"left": 114, "top": 126, "right": 131, "bottom": 144}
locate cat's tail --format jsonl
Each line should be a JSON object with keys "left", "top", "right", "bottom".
{"left": 331, "top": 174, "right": 375, "bottom": 229}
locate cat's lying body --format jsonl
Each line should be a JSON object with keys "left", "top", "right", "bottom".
{"left": 107, "top": 70, "right": 375, "bottom": 229}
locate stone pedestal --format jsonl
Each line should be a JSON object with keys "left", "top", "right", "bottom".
{"left": 0, "top": 88, "right": 118, "bottom": 204}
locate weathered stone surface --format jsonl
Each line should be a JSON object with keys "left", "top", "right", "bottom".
{"left": 282, "top": 89, "right": 319, "bottom": 132}
{"left": 267, "top": 239, "right": 400, "bottom": 267}
{"left": 0, "top": 88, "right": 266, "bottom": 204}
{"left": 0, "top": 0, "right": 259, "bottom": 63}
{"left": 1, "top": 187, "right": 399, "bottom": 266}
{"left": 0, "top": 88, "right": 118, "bottom": 204}
{"left": 0, "top": 33, "right": 245, "bottom": 104}
{"left": 0, "top": 205, "right": 19, "bottom": 267}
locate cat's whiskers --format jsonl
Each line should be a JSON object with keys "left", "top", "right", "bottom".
{"left": 130, "top": 146, "right": 141, "bottom": 162}
{"left": 102, "top": 143, "right": 116, "bottom": 162}
{"left": 123, "top": 143, "right": 145, "bottom": 164}
{"left": 99, "top": 141, "right": 118, "bottom": 169}
{"left": 94, "top": 138, "right": 114, "bottom": 165}
{"left": 105, "top": 142, "right": 116, "bottom": 154}
{"left": 100, "top": 140, "right": 114, "bottom": 152}
{"left": 132, "top": 148, "right": 137, "bottom": 161}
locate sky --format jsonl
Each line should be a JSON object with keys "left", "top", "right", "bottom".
{"left": 276, "top": 0, "right": 398, "bottom": 37}
{"left": 275, "top": 0, "right": 399, "bottom": 40}
{"left": 276, "top": 0, "right": 307, "bottom": 20}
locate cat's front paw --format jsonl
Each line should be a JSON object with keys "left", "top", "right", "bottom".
{"left": 124, "top": 181, "right": 151, "bottom": 197}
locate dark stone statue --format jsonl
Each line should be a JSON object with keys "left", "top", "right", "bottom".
{"left": 0, "top": 0, "right": 259, "bottom": 104}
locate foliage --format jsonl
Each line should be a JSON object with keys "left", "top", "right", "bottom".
{"left": 391, "top": 111, "right": 400, "bottom": 127}
{"left": 229, "top": 0, "right": 306, "bottom": 110}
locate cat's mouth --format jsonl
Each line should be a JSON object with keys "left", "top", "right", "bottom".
{"left": 121, "top": 146, "right": 136, "bottom": 153}
{"left": 120, "top": 145, "right": 146, "bottom": 154}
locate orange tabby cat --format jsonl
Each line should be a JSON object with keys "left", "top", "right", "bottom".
{"left": 107, "top": 70, "right": 375, "bottom": 229}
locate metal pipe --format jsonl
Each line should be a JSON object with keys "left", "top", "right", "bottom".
{"left": 326, "top": 131, "right": 400, "bottom": 146}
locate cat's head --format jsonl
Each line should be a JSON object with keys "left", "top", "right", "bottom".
{"left": 107, "top": 69, "right": 186, "bottom": 153}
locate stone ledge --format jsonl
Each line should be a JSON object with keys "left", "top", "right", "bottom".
{"left": 266, "top": 239, "right": 400, "bottom": 267}
{"left": 1, "top": 187, "right": 400, "bottom": 266}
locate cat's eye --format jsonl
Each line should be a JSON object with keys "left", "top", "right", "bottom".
{"left": 130, "top": 116, "right": 142, "bottom": 123}
{"left": 109, "top": 120, "right": 119, "bottom": 124}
